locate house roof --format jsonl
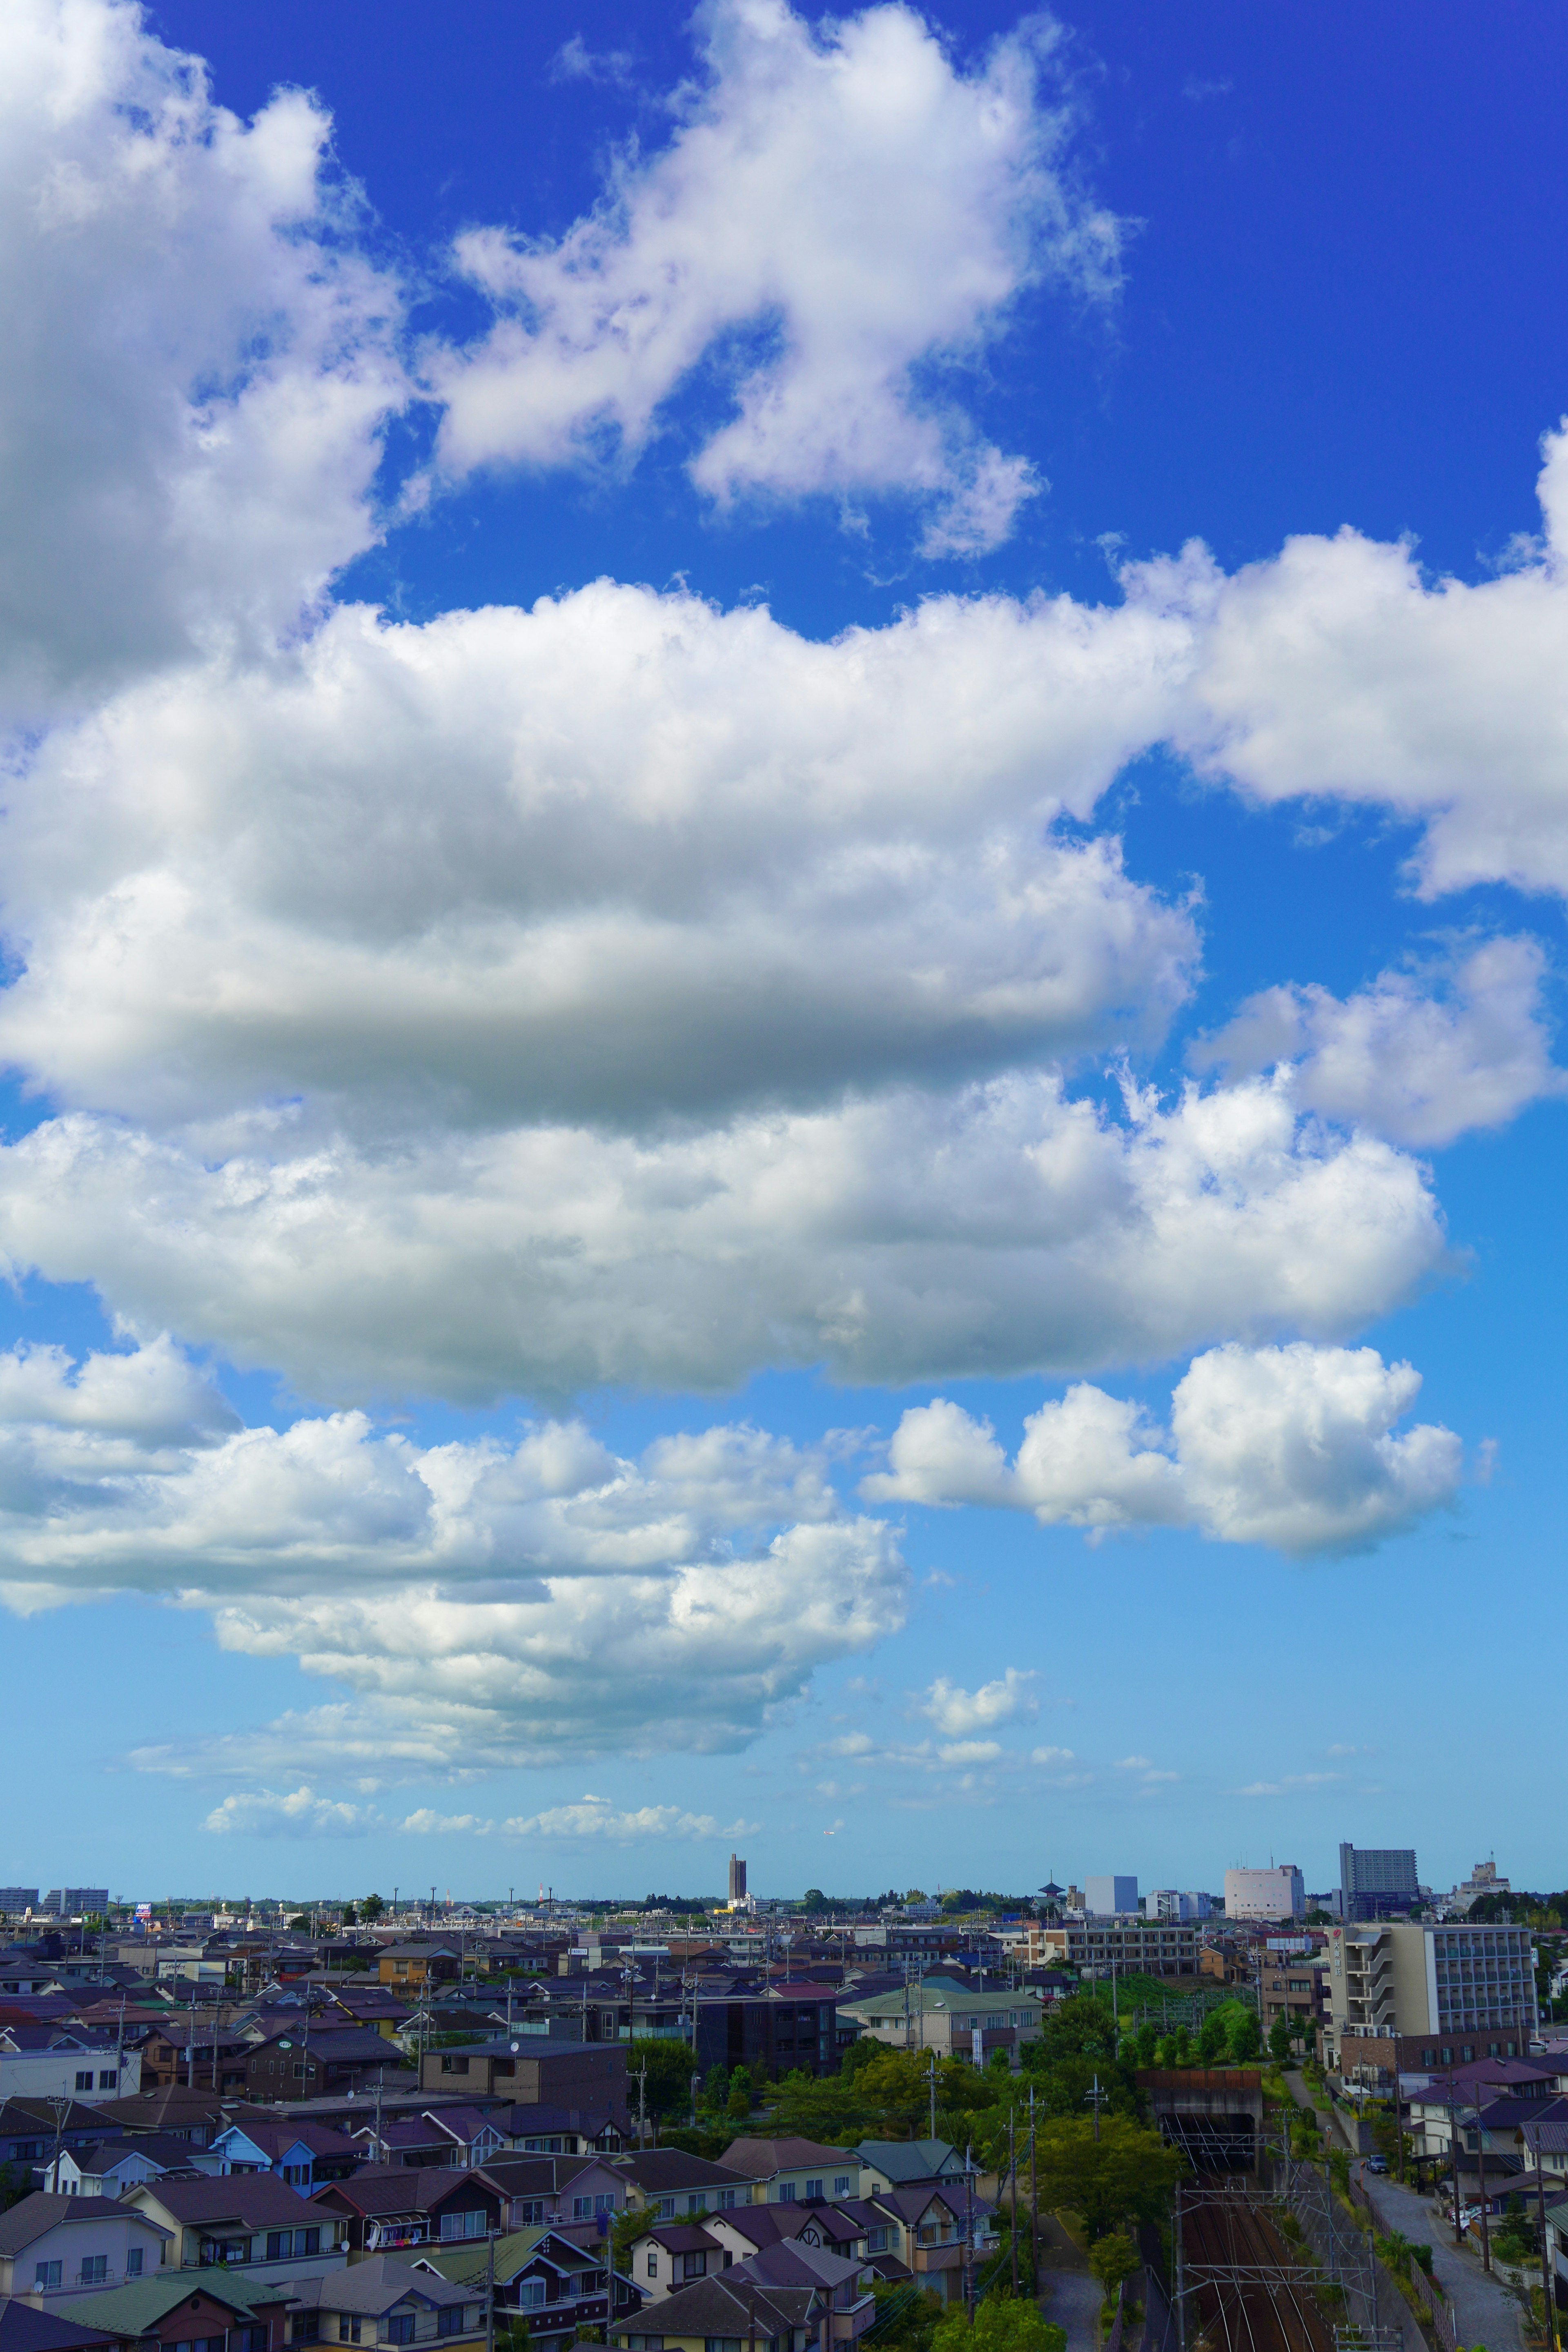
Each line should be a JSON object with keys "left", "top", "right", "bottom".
{"left": 856, "top": 2141, "right": 961, "bottom": 2181}
{"left": 414, "top": 2230, "right": 573, "bottom": 2286}
{"left": 0, "top": 2196, "right": 171, "bottom": 2256}
{"left": 720, "top": 2138, "right": 854, "bottom": 2177}
{"left": 734, "top": 2240, "right": 859, "bottom": 2292}
{"left": 218, "top": 2119, "right": 361, "bottom": 2161}
{"left": 130, "top": 2174, "right": 327, "bottom": 2225}
{"left": 646, "top": 2226, "right": 721, "bottom": 2254}
{"left": 61, "top": 2277, "right": 273, "bottom": 2333}
{"left": 0, "top": 2302, "right": 115, "bottom": 2352}
{"left": 315, "top": 2167, "right": 472, "bottom": 2217}
{"left": 285, "top": 2256, "right": 471, "bottom": 2314}
{"left": 615, "top": 2151, "right": 753, "bottom": 2191}
{"left": 622, "top": 2274, "right": 795, "bottom": 2340}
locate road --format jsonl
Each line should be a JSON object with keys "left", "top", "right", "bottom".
{"left": 1040, "top": 2267, "right": 1105, "bottom": 2352}
{"left": 1281, "top": 2068, "right": 1525, "bottom": 2352}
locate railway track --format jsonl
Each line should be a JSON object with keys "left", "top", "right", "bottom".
{"left": 1182, "top": 2182, "right": 1336, "bottom": 2352}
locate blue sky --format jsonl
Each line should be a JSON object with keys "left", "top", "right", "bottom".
{"left": 1, "top": 0, "right": 1565, "bottom": 1904}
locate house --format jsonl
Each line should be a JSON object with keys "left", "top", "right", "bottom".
{"left": 611, "top": 2152, "right": 755, "bottom": 2219}
{"left": 723, "top": 2243, "right": 873, "bottom": 2349}
{"left": 492, "top": 2107, "right": 624, "bottom": 2158}
{"left": 282, "top": 2253, "right": 486, "bottom": 2349}
{"left": 0, "top": 2299, "right": 114, "bottom": 2352}
{"left": 120, "top": 2178, "right": 348, "bottom": 2283}
{"left": 0, "top": 2196, "right": 172, "bottom": 2300}
{"left": 417, "top": 2226, "right": 612, "bottom": 2352}
{"left": 361, "top": 2111, "right": 507, "bottom": 2176}
{"left": 310, "top": 2169, "right": 494, "bottom": 2259}
{"left": 853, "top": 2144, "right": 965, "bottom": 2196}
{"left": 42, "top": 2142, "right": 189, "bottom": 2201}
{"left": 92, "top": 2089, "right": 223, "bottom": 2148}
{"left": 209, "top": 2123, "right": 361, "bottom": 2192}
{"left": 473, "top": 2156, "right": 625, "bottom": 2241}
{"left": 719, "top": 2142, "right": 862, "bottom": 2207}
{"left": 136, "top": 2028, "right": 251, "bottom": 2095}
{"left": 834, "top": 1983, "right": 1043, "bottom": 2062}
{"left": 377, "top": 1953, "right": 460, "bottom": 1995}
{"left": 60, "top": 2272, "right": 292, "bottom": 2352}
{"left": 611, "top": 2269, "right": 815, "bottom": 2352}
{"left": 243, "top": 2030, "right": 404, "bottom": 2103}
{"left": 0, "top": 2105, "right": 121, "bottom": 2179}
{"left": 0, "top": 2037, "right": 138, "bottom": 2109}
{"left": 418, "top": 2043, "right": 619, "bottom": 2107}
{"left": 853, "top": 2183, "right": 993, "bottom": 2303}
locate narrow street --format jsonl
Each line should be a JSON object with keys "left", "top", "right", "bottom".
{"left": 1281, "top": 2069, "right": 1526, "bottom": 2352}
{"left": 1040, "top": 2267, "right": 1105, "bottom": 2352}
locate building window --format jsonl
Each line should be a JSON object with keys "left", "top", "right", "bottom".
{"left": 439, "top": 2212, "right": 484, "bottom": 2242}
{"left": 337, "top": 2320, "right": 362, "bottom": 2343}
{"left": 518, "top": 2283, "right": 546, "bottom": 2312}
{"left": 775, "top": 2184, "right": 796, "bottom": 2203}
{"left": 718, "top": 2191, "right": 736, "bottom": 2212}
{"left": 656, "top": 2198, "right": 676, "bottom": 2221}
{"left": 267, "top": 2231, "right": 295, "bottom": 2261}
{"left": 805, "top": 2180, "right": 823, "bottom": 2201}
{"left": 440, "top": 2057, "right": 470, "bottom": 2074}
{"left": 79, "top": 2258, "right": 108, "bottom": 2285}
{"left": 241, "top": 2329, "right": 270, "bottom": 2351}
{"left": 291, "top": 2319, "right": 321, "bottom": 2345}
{"left": 76, "top": 2071, "right": 94, "bottom": 2090}
{"left": 98, "top": 2069, "right": 118, "bottom": 2089}
{"left": 682, "top": 2254, "right": 706, "bottom": 2280}
{"left": 127, "top": 2250, "right": 144, "bottom": 2277}
{"left": 833, "top": 2177, "right": 851, "bottom": 2198}
{"left": 595, "top": 2196, "right": 615, "bottom": 2217}
{"left": 385, "top": 2316, "right": 416, "bottom": 2346}
{"left": 705, "top": 2339, "right": 744, "bottom": 2352}
{"left": 438, "top": 2310, "right": 463, "bottom": 2336}
{"left": 646, "top": 2255, "right": 658, "bottom": 2278}
{"left": 575, "top": 2198, "right": 592, "bottom": 2220}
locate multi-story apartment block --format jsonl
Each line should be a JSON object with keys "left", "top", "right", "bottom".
{"left": 41, "top": 1890, "right": 109, "bottom": 1918}
{"left": 1085, "top": 1877, "right": 1138, "bottom": 1917}
{"left": 1323, "top": 1921, "right": 1538, "bottom": 2076}
{"left": 0, "top": 1890, "right": 39, "bottom": 1916}
{"left": 1143, "top": 1891, "right": 1211, "bottom": 1922}
{"left": 1034, "top": 1919, "right": 1200, "bottom": 1976}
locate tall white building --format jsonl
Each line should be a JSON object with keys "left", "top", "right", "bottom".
{"left": 1085, "top": 1875, "right": 1139, "bottom": 1916}
{"left": 1225, "top": 1864, "right": 1305, "bottom": 1922}
{"left": 1145, "top": 1889, "right": 1212, "bottom": 1921}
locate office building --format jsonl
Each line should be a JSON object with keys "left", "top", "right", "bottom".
{"left": 1323, "top": 1920, "right": 1538, "bottom": 2077}
{"left": 41, "top": 1886, "right": 110, "bottom": 1916}
{"left": 1085, "top": 1875, "right": 1138, "bottom": 1916}
{"left": 727, "top": 1853, "right": 747, "bottom": 1907}
{"left": 1339, "top": 1843, "right": 1419, "bottom": 1921}
{"left": 1225, "top": 1864, "right": 1305, "bottom": 1922}
{"left": 0, "top": 1889, "right": 38, "bottom": 1915}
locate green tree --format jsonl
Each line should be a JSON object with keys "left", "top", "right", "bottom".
{"left": 361, "top": 1893, "right": 385, "bottom": 1921}
{"left": 628, "top": 2037, "right": 702, "bottom": 2120}
{"left": 1089, "top": 2230, "right": 1140, "bottom": 2304}
{"left": 341, "top": 1902, "right": 359, "bottom": 1927}
{"left": 1227, "top": 2009, "right": 1263, "bottom": 2063}
{"left": 932, "top": 2295, "right": 1067, "bottom": 2352}
{"left": 726, "top": 2064, "right": 753, "bottom": 2120}
{"left": 1198, "top": 2012, "right": 1229, "bottom": 2065}
{"left": 868, "top": 2284, "right": 943, "bottom": 2352}
{"left": 702, "top": 2063, "right": 731, "bottom": 2113}
{"left": 289, "top": 1913, "right": 311, "bottom": 1931}
{"left": 1267, "top": 2014, "right": 1293, "bottom": 2064}
{"left": 1032, "top": 2117, "right": 1183, "bottom": 2242}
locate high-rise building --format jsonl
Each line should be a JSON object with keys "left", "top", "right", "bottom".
{"left": 1145, "top": 1889, "right": 1212, "bottom": 1922}
{"left": 1085, "top": 1875, "right": 1138, "bottom": 1916}
{"left": 727, "top": 1853, "right": 748, "bottom": 1906}
{"left": 1225, "top": 1864, "right": 1305, "bottom": 1922}
{"left": 41, "top": 1887, "right": 109, "bottom": 1917}
{"left": 1339, "top": 1844, "right": 1419, "bottom": 1922}
{"left": 0, "top": 1888, "right": 38, "bottom": 1915}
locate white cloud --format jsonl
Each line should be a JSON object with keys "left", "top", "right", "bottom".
{"left": 499, "top": 1800, "right": 753, "bottom": 1842}
{"left": 0, "top": 0, "right": 403, "bottom": 720}
{"left": 0, "top": 1339, "right": 906, "bottom": 1763}
{"left": 431, "top": 0, "right": 1118, "bottom": 550}
{"left": 399, "top": 1809, "right": 494, "bottom": 1835}
{"left": 1154, "top": 421, "right": 1568, "bottom": 900}
{"left": 0, "top": 584, "right": 1196, "bottom": 1139}
{"left": 204, "top": 1785, "right": 379, "bottom": 1837}
{"left": 1193, "top": 936, "right": 1567, "bottom": 1147}
{"left": 915, "top": 1668, "right": 1036, "bottom": 1735}
{"left": 867, "top": 1340, "right": 1462, "bottom": 1557}
{"left": 0, "top": 1072, "right": 1443, "bottom": 1405}
{"left": 1029, "top": 1744, "right": 1076, "bottom": 1766}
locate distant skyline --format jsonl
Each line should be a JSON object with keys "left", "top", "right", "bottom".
{"left": 2, "top": 0, "right": 1567, "bottom": 1892}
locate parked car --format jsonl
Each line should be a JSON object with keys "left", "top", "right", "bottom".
{"left": 1365, "top": 2156, "right": 1389, "bottom": 2174}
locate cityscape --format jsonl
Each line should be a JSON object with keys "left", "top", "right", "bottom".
{"left": 3, "top": 6, "right": 1568, "bottom": 2352}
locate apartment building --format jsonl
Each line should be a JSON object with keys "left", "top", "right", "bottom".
{"left": 1339, "top": 1844, "right": 1419, "bottom": 1923}
{"left": 1034, "top": 1920, "right": 1200, "bottom": 1977}
{"left": 1224, "top": 1866, "right": 1304, "bottom": 1923}
{"left": 1323, "top": 1921, "right": 1538, "bottom": 2074}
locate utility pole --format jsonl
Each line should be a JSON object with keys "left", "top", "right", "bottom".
{"left": 1028, "top": 2083, "right": 1037, "bottom": 2298}
{"left": 1084, "top": 2074, "right": 1107, "bottom": 2143}
{"left": 1476, "top": 2085, "right": 1492, "bottom": 2272}
{"left": 1530, "top": 2123, "right": 1558, "bottom": 2352}
{"left": 1008, "top": 2106, "right": 1018, "bottom": 2298}
{"left": 927, "top": 2053, "right": 938, "bottom": 2143}
{"left": 963, "top": 2143, "right": 975, "bottom": 2322}
{"left": 1174, "top": 2182, "right": 1186, "bottom": 2352}
{"left": 485, "top": 2224, "right": 496, "bottom": 2352}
